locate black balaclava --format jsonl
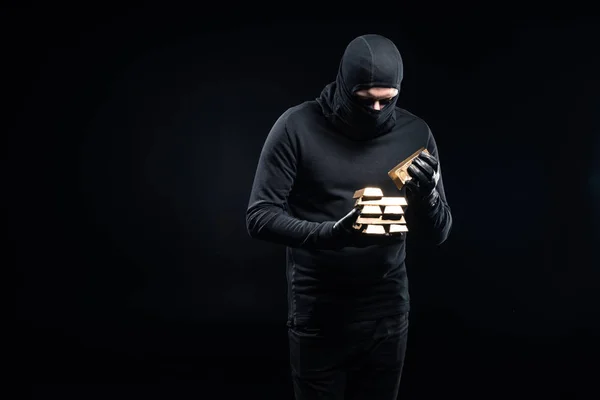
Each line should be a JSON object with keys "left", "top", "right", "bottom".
{"left": 317, "top": 34, "right": 404, "bottom": 141}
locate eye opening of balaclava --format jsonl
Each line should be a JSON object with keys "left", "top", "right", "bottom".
{"left": 352, "top": 89, "right": 398, "bottom": 109}
{"left": 331, "top": 34, "right": 404, "bottom": 139}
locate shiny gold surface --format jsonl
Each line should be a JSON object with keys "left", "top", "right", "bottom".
{"left": 387, "top": 148, "right": 430, "bottom": 190}
{"left": 352, "top": 187, "right": 408, "bottom": 235}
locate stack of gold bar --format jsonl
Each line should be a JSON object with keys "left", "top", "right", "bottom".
{"left": 352, "top": 187, "right": 408, "bottom": 235}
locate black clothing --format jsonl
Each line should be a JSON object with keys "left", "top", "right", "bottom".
{"left": 246, "top": 33, "right": 452, "bottom": 326}
{"left": 288, "top": 313, "right": 409, "bottom": 400}
{"left": 247, "top": 33, "right": 451, "bottom": 400}
{"left": 246, "top": 103, "right": 452, "bottom": 325}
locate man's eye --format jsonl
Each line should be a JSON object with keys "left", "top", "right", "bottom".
{"left": 356, "top": 97, "right": 394, "bottom": 104}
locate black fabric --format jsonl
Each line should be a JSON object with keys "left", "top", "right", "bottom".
{"left": 246, "top": 100, "right": 452, "bottom": 325}
{"left": 317, "top": 34, "right": 403, "bottom": 140}
{"left": 288, "top": 313, "right": 409, "bottom": 400}
{"left": 246, "top": 35, "right": 452, "bottom": 326}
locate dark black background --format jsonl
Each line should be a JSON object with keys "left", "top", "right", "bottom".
{"left": 10, "top": 5, "right": 600, "bottom": 399}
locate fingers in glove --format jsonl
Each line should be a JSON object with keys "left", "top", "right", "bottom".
{"left": 412, "top": 157, "right": 435, "bottom": 179}
{"left": 343, "top": 207, "right": 361, "bottom": 220}
{"left": 404, "top": 178, "right": 419, "bottom": 195}
{"left": 348, "top": 207, "right": 361, "bottom": 222}
{"left": 405, "top": 179, "right": 418, "bottom": 189}
{"left": 407, "top": 163, "right": 429, "bottom": 183}
{"left": 340, "top": 207, "right": 361, "bottom": 230}
{"left": 418, "top": 151, "right": 439, "bottom": 170}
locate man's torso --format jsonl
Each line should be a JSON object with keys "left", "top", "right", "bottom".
{"left": 283, "top": 101, "right": 431, "bottom": 325}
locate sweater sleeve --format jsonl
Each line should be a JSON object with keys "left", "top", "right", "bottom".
{"left": 406, "top": 128, "right": 453, "bottom": 245}
{"left": 246, "top": 111, "right": 338, "bottom": 249}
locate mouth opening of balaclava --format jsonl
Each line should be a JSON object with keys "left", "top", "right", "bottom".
{"left": 332, "top": 34, "right": 404, "bottom": 140}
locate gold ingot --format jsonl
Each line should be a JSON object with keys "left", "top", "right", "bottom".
{"left": 387, "top": 148, "right": 430, "bottom": 190}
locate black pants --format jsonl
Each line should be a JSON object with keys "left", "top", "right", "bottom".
{"left": 288, "top": 313, "right": 409, "bottom": 400}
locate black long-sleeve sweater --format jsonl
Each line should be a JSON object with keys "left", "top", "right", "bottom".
{"left": 246, "top": 101, "right": 452, "bottom": 325}
{"left": 246, "top": 34, "right": 452, "bottom": 326}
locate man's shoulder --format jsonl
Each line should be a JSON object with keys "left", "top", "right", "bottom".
{"left": 278, "top": 101, "right": 321, "bottom": 125}
{"left": 395, "top": 107, "right": 428, "bottom": 126}
{"left": 394, "top": 106, "right": 434, "bottom": 134}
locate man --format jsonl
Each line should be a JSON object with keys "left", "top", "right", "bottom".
{"left": 246, "top": 34, "right": 452, "bottom": 400}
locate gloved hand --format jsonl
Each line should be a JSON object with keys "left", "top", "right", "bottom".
{"left": 332, "top": 206, "right": 404, "bottom": 247}
{"left": 332, "top": 207, "right": 361, "bottom": 236}
{"left": 406, "top": 151, "right": 441, "bottom": 207}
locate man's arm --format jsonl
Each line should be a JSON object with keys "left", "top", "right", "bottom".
{"left": 405, "top": 129, "right": 453, "bottom": 245}
{"left": 246, "top": 112, "right": 337, "bottom": 249}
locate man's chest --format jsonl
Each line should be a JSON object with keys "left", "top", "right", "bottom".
{"left": 294, "top": 130, "right": 422, "bottom": 200}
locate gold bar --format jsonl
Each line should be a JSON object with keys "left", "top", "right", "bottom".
{"left": 387, "top": 148, "right": 430, "bottom": 190}
{"left": 360, "top": 205, "right": 383, "bottom": 215}
{"left": 363, "top": 225, "right": 387, "bottom": 235}
{"left": 382, "top": 205, "right": 404, "bottom": 215}
{"left": 389, "top": 224, "right": 408, "bottom": 233}
{"left": 356, "top": 217, "right": 403, "bottom": 224}
{"left": 356, "top": 197, "right": 407, "bottom": 206}
{"left": 353, "top": 187, "right": 384, "bottom": 199}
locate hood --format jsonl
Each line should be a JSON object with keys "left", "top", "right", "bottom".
{"left": 317, "top": 34, "right": 404, "bottom": 141}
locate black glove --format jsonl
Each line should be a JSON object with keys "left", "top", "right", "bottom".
{"left": 406, "top": 151, "right": 441, "bottom": 207}
{"left": 332, "top": 207, "right": 361, "bottom": 236}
